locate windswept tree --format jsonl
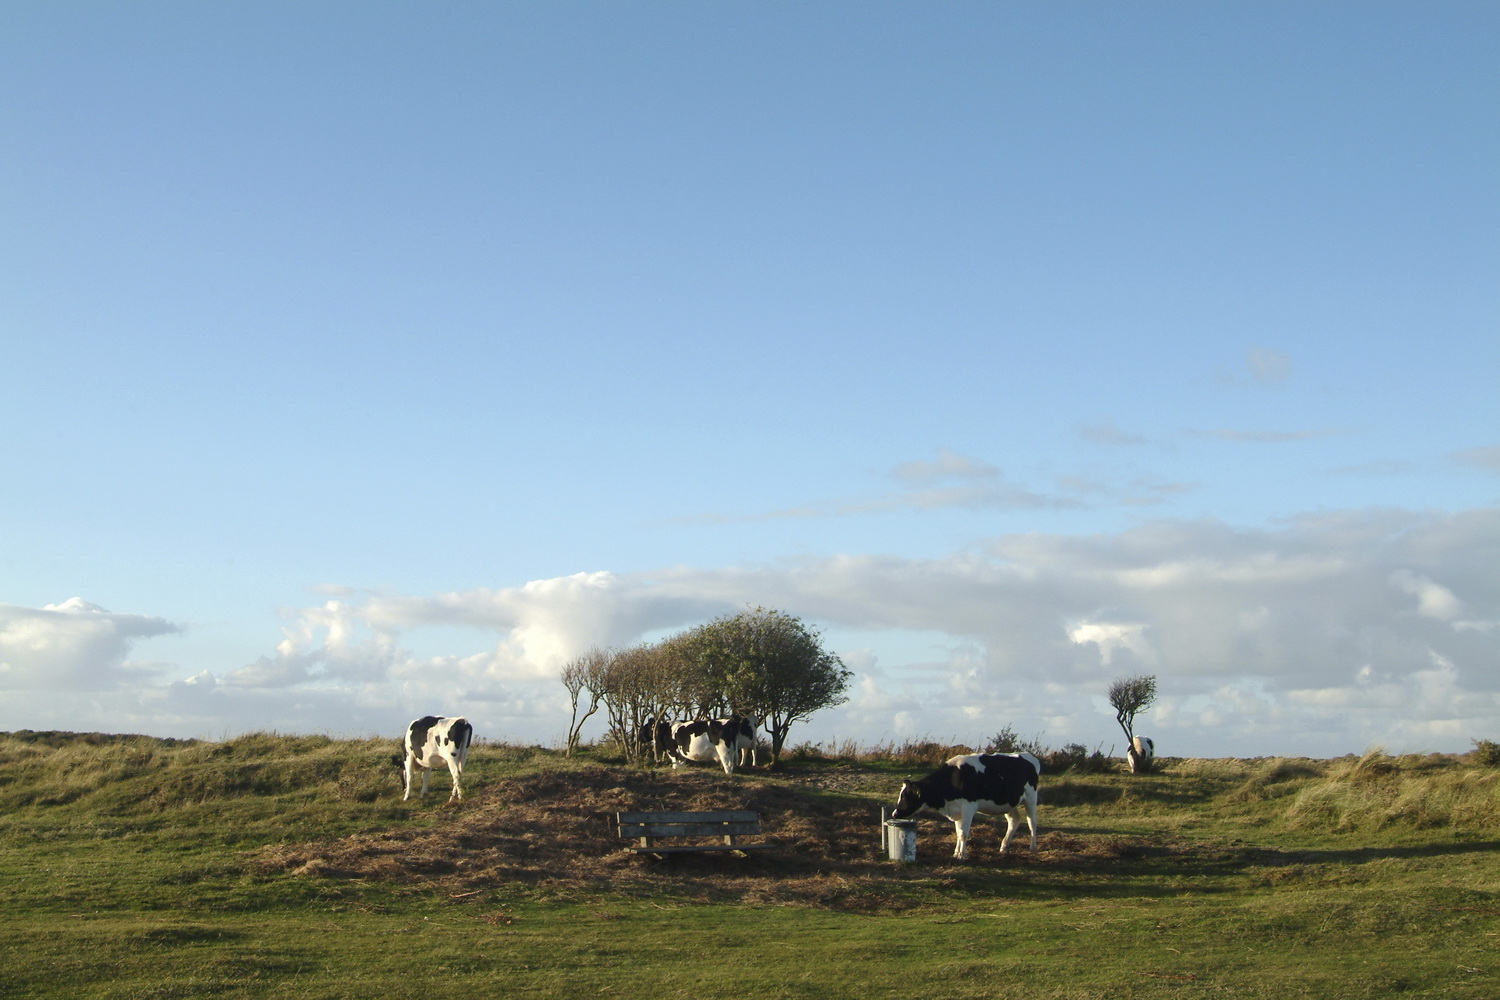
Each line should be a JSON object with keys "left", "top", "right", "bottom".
{"left": 1108, "top": 674, "right": 1158, "bottom": 774}
{"left": 560, "top": 648, "right": 607, "bottom": 757}
{"left": 682, "top": 607, "right": 851, "bottom": 765}
{"left": 594, "top": 643, "right": 664, "bottom": 760}
{"left": 654, "top": 630, "right": 725, "bottom": 720}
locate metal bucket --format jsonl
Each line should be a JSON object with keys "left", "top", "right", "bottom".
{"left": 884, "top": 819, "right": 917, "bottom": 862}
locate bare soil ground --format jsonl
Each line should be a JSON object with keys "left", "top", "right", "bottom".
{"left": 252, "top": 763, "right": 1204, "bottom": 912}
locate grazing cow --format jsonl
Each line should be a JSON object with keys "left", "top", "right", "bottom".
{"left": 1128, "top": 735, "right": 1154, "bottom": 774}
{"left": 639, "top": 715, "right": 674, "bottom": 761}
{"left": 889, "top": 752, "right": 1041, "bottom": 860}
{"left": 391, "top": 716, "right": 473, "bottom": 802}
{"left": 664, "top": 715, "right": 759, "bottom": 775}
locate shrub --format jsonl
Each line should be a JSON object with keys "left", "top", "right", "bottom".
{"left": 982, "top": 725, "right": 1046, "bottom": 756}
{"left": 782, "top": 740, "right": 829, "bottom": 762}
{"left": 1043, "top": 743, "right": 1112, "bottom": 775}
{"left": 865, "top": 738, "right": 973, "bottom": 769}
{"left": 1471, "top": 739, "right": 1500, "bottom": 767}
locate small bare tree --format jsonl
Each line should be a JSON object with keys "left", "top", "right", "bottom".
{"left": 595, "top": 643, "right": 668, "bottom": 761}
{"left": 560, "top": 648, "right": 607, "bottom": 757}
{"left": 1108, "top": 674, "right": 1157, "bottom": 774}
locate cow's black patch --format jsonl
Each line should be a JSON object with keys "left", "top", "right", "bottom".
{"left": 407, "top": 715, "right": 441, "bottom": 757}
{"left": 668, "top": 716, "right": 754, "bottom": 754}
{"left": 893, "top": 753, "right": 1039, "bottom": 817}
{"left": 655, "top": 715, "right": 757, "bottom": 769}
{"left": 640, "top": 716, "right": 674, "bottom": 757}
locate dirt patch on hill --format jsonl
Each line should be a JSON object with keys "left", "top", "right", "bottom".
{"left": 253, "top": 764, "right": 1095, "bottom": 911}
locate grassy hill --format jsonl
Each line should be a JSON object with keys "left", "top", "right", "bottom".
{"left": 2, "top": 731, "right": 1497, "bottom": 999}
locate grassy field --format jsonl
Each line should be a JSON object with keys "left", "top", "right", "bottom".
{"left": 2, "top": 731, "right": 1497, "bottom": 999}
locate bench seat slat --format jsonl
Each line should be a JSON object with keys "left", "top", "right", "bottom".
{"left": 625, "top": 844, "right": 774, "bottom": 854}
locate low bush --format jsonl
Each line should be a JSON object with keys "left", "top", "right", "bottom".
{"left": 1042, "top": 743, "right": 1112, "bottom": 774}
{"left": 1470, "top": 738, "right": 1500, "bottom": 767}
{"left": 981, "top": 725, "right": 1046, "bottom": 756}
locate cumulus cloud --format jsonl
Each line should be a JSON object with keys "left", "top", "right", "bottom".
{"left": 0, "top": 598, "right": 181, "bottom": 691}
{"left": 1068, "top": 622, "right": 1156, "bottom": 668}
{"left": 4, "top": 508, "right": 1495, "bottom": 756}
{"left": 1389, "top": 570, "right": 1465, "bottom": 622}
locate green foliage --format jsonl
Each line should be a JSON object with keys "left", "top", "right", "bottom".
{"left": 1108, "top": 674, "right": 1158, "bottom": 773}
{"left": 564, "top": 609, "right": 851, "bottom": 763}
{"left": 1042, "top": 742, "right": 1113, "bottom": 774}
{"left": 1471, "top": 738, "right": 1500, "bottom": 767}
{"left": 1108, "top": 674, "right": 1156, "bottom": 736}
{"left": 981, "top": 725, "right": 1046, "bottom": 755}
{"left": 681, "top": 606, "right": 852, "bottom": 763}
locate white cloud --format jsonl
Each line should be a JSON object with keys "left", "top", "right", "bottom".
{"left": 1069, "top": 621, "right": 1156, "bottom": 667}
{"left": 3, "top": 508, "right": 1494, "bottom": 757}
{"left": 0, "top": 599, "right": 181, "bottom": 691}
{"left": 1389, "top": 570, "right": 1465, "bottom": 621}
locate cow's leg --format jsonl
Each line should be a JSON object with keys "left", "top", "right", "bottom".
{"left": 1024, "top": 790, "right": 1039, "bottom": 852}
{"left": 402, "top": 755, "right": 415, "bottom": 801}
{"left": 999, "top": 810, "right": 1019, "bottom": 853}
{"left": 419, "top": 765, "right": 431, "bottom": 798}
{"left": 447, "top": 759, "right": 463, "bottom": 802}
{"left": 715, "top": 741, "right": 735, "bottom": 775}
{"left": 953, "top": 803, "right": 979, "bottom": 860}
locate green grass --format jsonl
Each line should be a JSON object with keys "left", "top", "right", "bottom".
{"left": 3, "top": 732, "right": 1498, "bottom": 999}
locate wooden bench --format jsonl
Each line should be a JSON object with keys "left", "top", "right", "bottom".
{"left": 616, "top": 810, "right": 773, "bottom": 857}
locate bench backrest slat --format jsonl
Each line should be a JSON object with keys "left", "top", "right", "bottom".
{"left": 617, "top": 810, "right": 757, "bottom": 824}
{"left": 616, "top": 810, "right": 762, "bottom": 842}
{"left": 624, "top": 821, "right": 760, "bottom": 837}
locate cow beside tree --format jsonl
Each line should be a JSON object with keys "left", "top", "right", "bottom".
{"left": 1108, "top": 673, "right": 1157, "bottom": 774}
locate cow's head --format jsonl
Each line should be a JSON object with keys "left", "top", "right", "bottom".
{"left": 889, "top": 780, "right": 925, "bottom": 820}
{"left": 389, "top": 754, "right": 405, "bottom": 783}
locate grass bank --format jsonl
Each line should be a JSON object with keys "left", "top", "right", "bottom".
{"left": 2, "top": 731, "right": 1497, "bottom": 999}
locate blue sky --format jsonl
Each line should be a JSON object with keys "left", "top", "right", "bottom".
{"left": 3, "top": 2, "right": 1496, "bottom": 757}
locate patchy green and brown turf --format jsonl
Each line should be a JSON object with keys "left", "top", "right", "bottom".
{"left": 250, "top": 761, "right": 1381, "bottom": 913}
{"left": 3, "top": 732, "right": 1498, "bottom": 999}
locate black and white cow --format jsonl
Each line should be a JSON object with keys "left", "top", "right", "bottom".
{"left": 889, "top": 752, "right": 1041, "bottom": 860}
{"left": 391, "top": 716, "right": 473, "bottom": 802}
{"left": 1128, "top": 735, "right": 1154, "bottom": 774}
{"left": 662, "top": 715, "right": 758, "bottom": 775}
{"left": 639, "top": 716, "right": 674, "bottom": 762}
